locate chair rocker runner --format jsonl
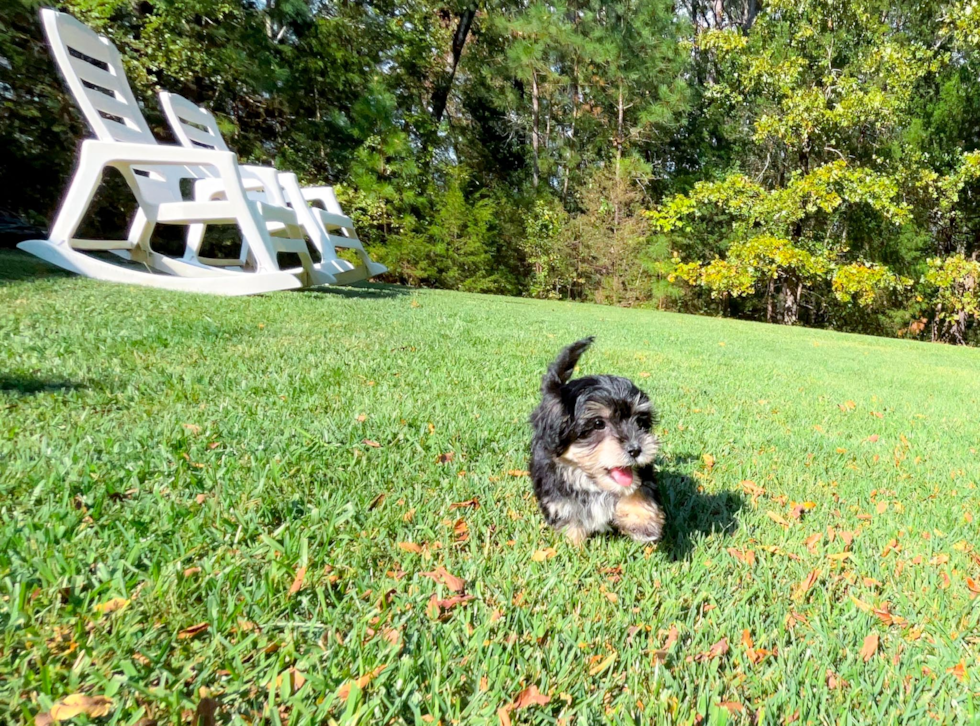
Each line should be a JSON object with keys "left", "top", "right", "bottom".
{"left": 19, "top": 9, "right": 332, "bottom": 294}
{"left": 159, "top": 91, "right": 387, "bottom": 285}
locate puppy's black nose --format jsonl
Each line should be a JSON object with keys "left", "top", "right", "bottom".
{"left": 627, "top": 444, "right": 641, "bottom": 459}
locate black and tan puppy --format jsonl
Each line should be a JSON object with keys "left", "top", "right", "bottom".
{"left": 529, "top": 337, "right": 665, "bottom": 546}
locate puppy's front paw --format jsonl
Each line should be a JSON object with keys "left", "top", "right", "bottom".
{"left": 562, "top": 523, "right": 589, "bottom": 547}
{"left": 613, "top": 491, "right": 665, "bottom": 543}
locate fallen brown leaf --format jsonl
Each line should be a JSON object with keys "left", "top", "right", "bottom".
{"left": 860, "top": 632, "right": 879, "bottom": 662}
{"left": 652, "top": 624, "right": 679, "bottom": 664}
{"left": 362, "top": 439, "right": 381, "bottom": 448}
{"left": 397, "top": 541, "right": 423, "bottom": 554}
{"left": 804, "top": 533, "right": 822, "bottom": 554}
{"left": 182, "top": 423, "right": 202, "bottom": 434}
{"left": 507, "top": 469, "right": 529, "bottom": 477}
{"left": 47, "top": 694, "right": 114, "bottom": 721}
{"left": 420, "top": 566, "right": 465, "bottom": 592}
{"left": 337, "top": 665, "right": 387, "bottom": 700}
{"left": 449, "top": 498, "right": 480, "bottom": 510}
{"left": 767, "top": 511, "right": 791, "bottom": 527}
{"left": 437, "top": 452, "right": 455, "bottom": 464}
{"left": 693, "top": 638, "right": 729, "bottom": 662}
{"left": 289, "top": 566, "right": 307, "bottom": 596}
{"left": 512, "top": 685, "right": 550, "bottom": 710}
{"left": 826, "top": 669, "right": 848, "bottom": 690}
{"left": 427, "top": 593, "right": 475, "bottom": 619}
{"left": 947, "top": 661, "right": 967, "bottom": 682}
{"left": 967, "top": 577, "right": 980, "bottom": 598}
{"left": 741, "top": 480, "right": 765, "bottom": 497}
{"left": 177, "top": 622, "right": 209, "bottom": 640}
{"left": 182, "top": 567, "right": 201, "bottom": 577}
{"left": 719, "top": 702, "right": 743, "bottom": 715}
{"left": 588, "top": 653, "right": 616, "bottom": 675}
{"left": 531, "top": 548, "right": 558, "bottom": 562}
{"left": 792, "top": 569, "right": 820, "bottom": 600}
{"left": 702, "top": 454, "right": 715, "bottom": 470}
{"left": 94, "top": 597, "right": 130, "bottom": 614}
{"left": 726, "top": 547, "right": 756, "bottom": 566}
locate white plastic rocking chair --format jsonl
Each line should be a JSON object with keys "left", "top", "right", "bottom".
{"left": 18, "top": 9, "right": 333, "bottom": 295}
{"left": 158, "top": 91, "right": 387, "bottom": 285}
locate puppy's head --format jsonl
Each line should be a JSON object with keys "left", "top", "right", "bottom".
{"left": 531, "top": 337, "right": 659, "bottom": 494}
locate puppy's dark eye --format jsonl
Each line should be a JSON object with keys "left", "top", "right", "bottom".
{"left": 635, "top": 415, "right": 651, "bottom": 429}
{"left": 592, "top": 418, "right": 605, "bottom": 431}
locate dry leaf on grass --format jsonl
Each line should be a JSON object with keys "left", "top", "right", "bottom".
{"left": 719, "top": 702, "right": 743, "bottom": 714}
{"left": 860, "top": 632, "right": 879, "bottom": 662}
{"left": 741, "top": 629, "right": 773, "bottom": 665}
{"left": 947, "top": 661, "right": 967, "bottom": 682}
{"left": 652, "top": 624, "right": 680, "bottom": 664}
{"left": 792, "top": 570, "right": 820, "bottom": 600}
{"left": 726, "top": 548, "right": 755, "bottom": 566}
{"left": 420, "top": 566, "right": 465, "bottom": 592}
{"left": 183, "top": 567, "right": 201, "bottom": 577}
{"left": 767, "top": 511, "right": 791, "bottom": 527}
{"left": 825, "top": 669, "right": 848, "bottom": 690}
{"left": 362, "top": 439, "right": 381, "bottom": 448}
{"left": 851, "top": 597, "right": 906, "bottom": 627}
{"left": 177, "top": 622, "right": 209, "bottom": 640}
{"left": 449, "top": 498, "right": 480, "bottom": 510}
{"left": 507, "top": 469, "right": 529, "bottom": 477}
{"left": 966, "top": 577, "right": 980, "bottom": 598}
{"left": 397, "top": 542, "right": 423, "bottom": 554}
{"left": 693, "top": 638, "right": 729, "bottom": 663}
{"left": 437, "top": 452, "right": 455, "bottom": 464}
{"left": 427, "top": 593, "right": 475, "bottom": 619}
{"left": 702, "top": 454, "right": 715, "bottom": 470}
{"left": 588, "top": 653, "right": 616, "bottom": 676}
{"left": 289, "top": 566, "right": 307, "bottom": 596}
{"left": 182, "top": 423, "right": 202, "bottom": 434}
{"left": 531, "top": 548, "right": 558, "bottom": 562}
{"left": 94, "top": 597, "right": 129, "bottom": 614}
{"left": 337, "top": 665, "right": 387, "bottom": 700}
{"left": 741, "top": 480, "right": 765, "bottom": 497}
{"left": 804, "top": 533, "right": 822, "bottom": 554}
{"left": 43, "top": 694, "right": 114, "bottom": 721}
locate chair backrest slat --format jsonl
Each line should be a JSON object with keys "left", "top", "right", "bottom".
{"left": 159, "top": 92, "right": 230, "bottom": 153}
{"left": 42, "top": 9, "right": 156, "bottom": 145}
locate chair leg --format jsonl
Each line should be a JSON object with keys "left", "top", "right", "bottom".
{"left": 47, "top": 152, "right": 105, "bottom": 245}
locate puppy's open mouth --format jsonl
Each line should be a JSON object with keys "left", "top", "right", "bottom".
{"left": 607, "top": 467, "right": 635, "bottom": 487}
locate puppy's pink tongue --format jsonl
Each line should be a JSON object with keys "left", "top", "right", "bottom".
{"left": 609, "top": 467, "right": 634, "bottom": 487}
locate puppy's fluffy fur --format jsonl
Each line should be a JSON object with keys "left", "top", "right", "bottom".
{"left": 529, "top": 337, "right": 665, "bottom": 545}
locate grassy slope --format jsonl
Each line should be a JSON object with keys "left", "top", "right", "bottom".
{"left": 2, "top": 250, "right": 979, "bottom": 725}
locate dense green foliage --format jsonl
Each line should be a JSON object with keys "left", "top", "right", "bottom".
{"left": 3, "top": 250, "right": 980, "bottom": 723}
{"left": 3, "top": 0, "right": 980, "bottom": 342}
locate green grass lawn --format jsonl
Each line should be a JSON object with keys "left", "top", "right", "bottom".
{"left": 2, "top": 250, "right": 979, "bottom": 725}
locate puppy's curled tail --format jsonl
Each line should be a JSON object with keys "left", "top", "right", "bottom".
{"left": 542, "top": 336, "right": 594, "bottom": 395}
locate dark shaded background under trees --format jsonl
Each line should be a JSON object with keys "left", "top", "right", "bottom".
{"left": 3, "top": 0, "right": 980, "bottom": 343}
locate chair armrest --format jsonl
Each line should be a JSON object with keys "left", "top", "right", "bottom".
{"left": 82, "top": 139, "right": 238, "bottom": 168}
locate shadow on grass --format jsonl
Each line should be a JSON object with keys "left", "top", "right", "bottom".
{"left": 0, "top": 374, "right": 83, "bottom": 396}
{"left": 0, "top": 249, "right": 72, "bottom": 285}
{"left": 657, "top": 468, "right": 744, "bottom": 560}
{"left": 299, "top": 282, "right": 412, "bottom": 300}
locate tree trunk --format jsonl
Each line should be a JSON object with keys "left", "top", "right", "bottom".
{"left": 781, "top": 279, "right": 801, "bottom": 325}
{"left": 742, "top": 0, "right": 760, "bottom": 31}
{"left": 531, "top": 69, "right": 540, "bottom": 188}
{"left": 430, "top": 7, "right": 477, "bottom": 124}
{"left": 765, "top": 277, "right": 775, "bottom": 322}
{"left": 616, "top": 83, "right": 624, "bottom": 169}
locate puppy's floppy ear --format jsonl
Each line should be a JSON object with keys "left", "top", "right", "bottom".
{"left": 542, "top": 336, "right": 594, "bottom": 396}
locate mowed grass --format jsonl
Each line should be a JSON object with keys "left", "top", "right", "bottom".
{"left": 1, "top": 250, "right": 979, "bottom": 726}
